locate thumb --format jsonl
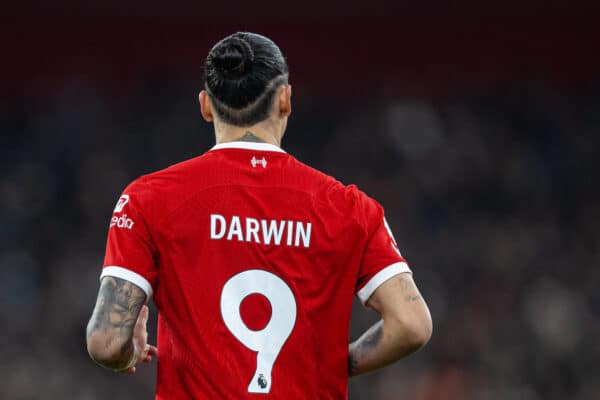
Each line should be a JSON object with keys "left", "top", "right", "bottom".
{"left": 138, "top": 305, "right": 149, "bottom": 326}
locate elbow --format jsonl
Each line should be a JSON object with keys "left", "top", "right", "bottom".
{"left": 389, "top": 308, "right": 433, "bottom": 351}
{"left": 410, "top": 312, "right": 433, "bottom": 349}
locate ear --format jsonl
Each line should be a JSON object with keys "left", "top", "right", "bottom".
{"left": 199, "top": 90, "right": 214, "bottom": 122}
{"left": 278, "top": 84, "right": 292, "bottom": 118}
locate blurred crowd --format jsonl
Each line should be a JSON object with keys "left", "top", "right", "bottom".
{"left": 1, "top": 81, "right": 599, "bottom": 399}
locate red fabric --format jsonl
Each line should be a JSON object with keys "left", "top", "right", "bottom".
{"left": 103, "top": 144, "right": 406, "bottom": 399}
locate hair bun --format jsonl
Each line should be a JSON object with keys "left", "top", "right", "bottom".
{"left": 204, "top": 32, "right": 289, "bottom": 125}
{"left": 209, "top": 37, "right": 254, "bottom": 78}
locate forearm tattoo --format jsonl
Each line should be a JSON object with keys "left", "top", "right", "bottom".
{"left": 87, "top": 277, "right": 146, "bottom": 368}
{"left": 348, "top": 275, "right": 424, "bottom": 376}
{"left": 348, "top": 320, "right": 383, "bottom": 376}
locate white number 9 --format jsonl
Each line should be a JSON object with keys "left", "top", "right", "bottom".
{"left": 220, "top": 269, "right": 297, "bottom": 394}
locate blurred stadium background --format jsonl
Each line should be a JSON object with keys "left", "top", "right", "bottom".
{"left": 2, "top": 1, "right": 600, "bottom": 399}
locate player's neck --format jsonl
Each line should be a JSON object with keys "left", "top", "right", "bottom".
{"left": 216, "top": 130, "right": 280, "bottom": 146}
{"left": 214, "top": 120, "right": 283, "bottom": 147}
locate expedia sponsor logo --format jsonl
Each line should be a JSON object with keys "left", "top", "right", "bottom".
{"left": 110, "top": 214, "right": 135, "bottom": 229}
{"left": 114, "top": 194, "right": 130, "bottom": 213}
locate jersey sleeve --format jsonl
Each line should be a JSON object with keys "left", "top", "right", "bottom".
{"left": 351, "top": 187, "right": 411, "bottom": 305}
{"left": 101, "top": 177, "right": 157, "bottom": 299}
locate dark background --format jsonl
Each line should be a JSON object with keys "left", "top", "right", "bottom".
{"left": 2, "top": 1, "right": 600, "bottom": 399}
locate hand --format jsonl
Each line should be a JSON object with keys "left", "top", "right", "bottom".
{"left": 123, "top": 305, "right": 158, "bottom": 374}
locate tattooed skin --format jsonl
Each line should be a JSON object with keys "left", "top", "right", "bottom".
{"left": 399, "top": 278, "right": 423, "bottom": 303}
{"left": 348, "top": 321, "right": 383, "bottom": 376}
{"left": 87, "top": 277, "right": 146, "bottom": 369}
{"left": 235, "top": 131, "right": 266, "bottom": 143}
{"left": 348, "top": 274, "right": 427, "bottom": 376}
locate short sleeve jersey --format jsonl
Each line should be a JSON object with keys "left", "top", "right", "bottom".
{"left": 101, "top": 142, "right": 411, "bottom": 400}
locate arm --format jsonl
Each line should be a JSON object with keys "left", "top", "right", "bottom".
{"left": 86, "top": 276, "right": 157, "bottom": 373}
{"left": 349, "top": 273, "right": 432, "bottom": 376}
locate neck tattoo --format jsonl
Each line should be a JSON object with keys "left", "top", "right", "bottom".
{"left": 235, "top": 132, "right": 266, "bottom": 143}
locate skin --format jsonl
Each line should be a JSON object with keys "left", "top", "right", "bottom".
{"left": 348, "top": 273, "right": 432, "bottom": 376}
{"left": 199, "top": 83, "right": 292, "bottom": 145}
{"left": 86, "top": 277, "right": 157, "bottom": 373}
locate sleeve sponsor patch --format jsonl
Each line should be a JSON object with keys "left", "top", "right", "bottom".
{"left": 114, "top": 194, "right": 130, "bottom": 213}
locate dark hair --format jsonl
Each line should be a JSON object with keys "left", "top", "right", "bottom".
{"left": 204, "top": 32, "right": 289, "bottom": 126}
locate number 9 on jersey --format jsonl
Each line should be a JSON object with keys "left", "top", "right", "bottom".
{"left": 220, "top": 269, "right": 297, "bottom": 394}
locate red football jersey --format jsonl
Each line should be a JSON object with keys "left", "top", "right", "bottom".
{"left": 101, "top": 142, "right": 410, "bottom": 399}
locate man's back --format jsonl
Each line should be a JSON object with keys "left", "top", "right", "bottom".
{"left": 102, "top": 141, "right": 409, "bottom": 399}
{"left": 86, "top": 32, "right": 431, "bottom": 398}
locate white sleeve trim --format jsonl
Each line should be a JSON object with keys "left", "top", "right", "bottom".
{"left": 357, "top": 262, "right": 412, "bottom": 305}
{"left": 101, "top": 266, "right": 153, "bottom": 300}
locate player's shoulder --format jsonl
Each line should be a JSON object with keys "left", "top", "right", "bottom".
{"left": 119, "top": 153, "right": 214, "bottom": 214}
{"left": 287, "top": 156, "right": 347, "bottom": 196}
{"left": 146, "top": 152, "right": 215, "bottom": 182}
{"left": 133, "top": 150, "right": 222, "bottom": 191}
{"left": 288, "top": 157, "right": 381, "bottom": 222}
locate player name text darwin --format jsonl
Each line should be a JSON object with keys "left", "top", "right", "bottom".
{"left": 210, "top": 214, "right": 312, "bottom": 248}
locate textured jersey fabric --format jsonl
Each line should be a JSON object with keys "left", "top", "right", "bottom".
{"left": 101, "top": 141, "right": 410, "bottom": 399}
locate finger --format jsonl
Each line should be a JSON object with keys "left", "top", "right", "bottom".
{"left": 134, "top": 307, "right": 147, "bottom": 333}
{"left": 124, "top": 366, "right": 136, "bottom": 374}
{"left": 134, "top": 306, "right": 149, "bottom": 336}
{"left": 141, "top": 344, "right": 150, "bottom": 357}
{"left": 147, "top": 345, "right": 158, "bottom": 356}
{"left": 138, "top": 305, "right": 149, "bottom": 325}
{"left": 138, "top": 344, "right": 155, "bottom": 360}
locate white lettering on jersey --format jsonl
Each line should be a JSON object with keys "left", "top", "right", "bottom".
{"left": 227, "top": 216, "right": 243, "bottom": 241}
{"left": 110, "top": 214, "right": 135, "bottom": 229}
{"left": 210, "top": 214, "right": 312, "bottom": 248}
{"left": 285, "top": 220, "right": 293, "bottom": 246}
{"left": 211, "top": 214, "right": 227, "bottom": 239}
{"left": 114, "top": 194, "right": 130, "bottom": 213}
{"left": 295, "top": 221, "right": 312, "bottom": 248}
{"left": 261, "top": 219, "right": 286, "bottom": 246}
{"left": 245, "top": 218, "right": 261, "bottom": 243}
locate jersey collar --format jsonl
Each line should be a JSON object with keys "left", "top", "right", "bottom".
{"left": 210, "top": 141, "right": 286, "bottom": 153}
